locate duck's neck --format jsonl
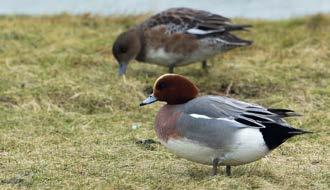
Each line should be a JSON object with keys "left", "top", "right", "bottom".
{"left": 134, "top": 27, "right": 146, "bottom": 62}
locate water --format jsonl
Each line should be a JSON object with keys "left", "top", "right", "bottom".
{"left": 1, "top": 0, "right": 330, "bottom": 20}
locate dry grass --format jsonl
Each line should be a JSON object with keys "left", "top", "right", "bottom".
{"left": 0, "top": 14, "right": 329, "bottom": 189}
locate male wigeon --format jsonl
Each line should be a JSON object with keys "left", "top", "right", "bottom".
{"left": 140, "top": 74, "right": 310, "bottom": 176}
{"left": 113, "top": 7, "right": 252, "bottom": 75}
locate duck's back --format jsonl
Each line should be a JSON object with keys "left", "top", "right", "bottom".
{"left": 138, "top": 8, "right": 252, "bottom": 66}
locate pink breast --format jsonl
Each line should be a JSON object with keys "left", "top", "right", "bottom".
{"left": 155, "top": 105, "right": 182, "bottom": 142}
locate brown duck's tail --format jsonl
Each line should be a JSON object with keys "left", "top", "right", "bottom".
{"left": 217, "top": 32, "right": 253, "bottom": 46}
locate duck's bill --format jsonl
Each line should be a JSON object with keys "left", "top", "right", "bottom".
{"left": 118, "top": 63, "right": 128, "bottom": 76}
{"left": 140, "top": 94, "right": 157, "bottom": 106}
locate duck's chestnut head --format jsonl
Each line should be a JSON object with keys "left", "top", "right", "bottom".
{"left": 140, "top": 74, "right": 199, "bottom": 106}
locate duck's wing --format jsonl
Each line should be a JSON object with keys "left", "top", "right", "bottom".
{"left": 176, "top": 112, "right": 261, "bottom": 149}
{"left": 183, "top": 96, "right": 301, "bottom": 124}
{"left": 141, "top": 8, "right": 252, "bottom": 44}
{"left": 176, "top": 96, "right": 306, "bottom": 149}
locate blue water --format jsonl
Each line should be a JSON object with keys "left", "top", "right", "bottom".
{"left": 1, "top": 0, "right": 330, "bottom": 20}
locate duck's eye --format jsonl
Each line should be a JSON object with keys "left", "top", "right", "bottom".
{"left": 120, "top": 46, "right": 127, "bottom": 53}
{"left": 157, "top": 82, "right": 167, "bottom": 90}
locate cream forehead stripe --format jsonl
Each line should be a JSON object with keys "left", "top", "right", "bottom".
{"left": 153, "top": 74, "right": 179, "bottom": 90}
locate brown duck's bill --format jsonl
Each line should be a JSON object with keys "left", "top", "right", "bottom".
{"left": 118, "top": 63, "right": 128, "bottom": 76}
{"left": 140, "top": 94, "right": 158, "bottom": 106}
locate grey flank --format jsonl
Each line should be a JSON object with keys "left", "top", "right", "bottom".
{"left": 173, "top": 96, "right": 301, "bottom": 149}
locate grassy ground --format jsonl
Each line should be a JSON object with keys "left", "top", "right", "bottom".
{"left": 0, "top": 13, "right": 329, "bottom": 189}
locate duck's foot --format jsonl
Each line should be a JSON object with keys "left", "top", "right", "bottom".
{"left": 211, "top": 158, "right": 219, "bottom": 176}
{"left": 226, "top": 165, "right": 231, "bottom": 176}
{"left": 168, "top": 65, "right": 175, "bottom": 73}
{"left": 135, "top": 139, "right": 160, "bottom": 151}
{"left": 201, "top": 60, "right": 209, "bottom": 71}
{"left": 135, "top": 139, "right": 159, "bottom": 145}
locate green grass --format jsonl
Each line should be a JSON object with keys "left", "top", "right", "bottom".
{"left": 0, "top": 14, "right": 329, "bottom": 189}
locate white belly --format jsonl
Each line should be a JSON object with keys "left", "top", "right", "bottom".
{"left": 145, "top": 48, "right": 181, "bottom": 66}
{"left": 162, "top": 138, "right": 218, "bottom": 165}
{"left": 161, "top": 128, "right": 270, "bottom": 166}
{"left": 145, "top": 47, "right": 219, "bottom": 67}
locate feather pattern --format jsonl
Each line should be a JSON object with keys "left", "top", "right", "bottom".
{"left": 173, "top": 96, "right": 307, "bottom": 150}
{"left": 141, "top": 7, "right": 252, "bottom": 45}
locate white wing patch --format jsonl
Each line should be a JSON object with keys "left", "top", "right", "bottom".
{"left": 189, "top": 113, "right": 234, "bottom": 122}
{"left": 189, "top": 113, "right": 212, "bottom": 119}
{"left": 189, "top": 113, "right": 265, "bottom": 128}
{"left": 187, "top": 28, "right": 224, "bottom": 35}
{"left": 187, "top": 28, "right": 209, "bottom": 35}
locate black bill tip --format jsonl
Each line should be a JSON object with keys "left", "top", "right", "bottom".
{"left": 140, "top": 95, "right": 157, "bottom": 106}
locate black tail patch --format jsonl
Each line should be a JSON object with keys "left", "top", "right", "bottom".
{"left": 259, "top": 122, "right": 311, "bottom": 150}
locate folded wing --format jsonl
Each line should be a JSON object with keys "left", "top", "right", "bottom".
{"left": 141, "top": 8, "right": 252, "bottom": 45}
{"left": 178, "top": 96, "right": 306, "bottom": 149}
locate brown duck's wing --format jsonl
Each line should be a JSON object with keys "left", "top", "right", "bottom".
{"left": 141, "top": 7, "right": 251, "bottom": 36}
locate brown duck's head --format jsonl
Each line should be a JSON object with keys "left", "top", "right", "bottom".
{"left": 112, "top": 29, "right": 141, "bottom": 76}
{"left": 140, "top": 74, "right": 199, "bottom": 106}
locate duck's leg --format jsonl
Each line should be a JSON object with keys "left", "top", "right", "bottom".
{"left": 226, "top": 165, "right": 231, "bottom": 176}
{"left": 168, "top": 65, "right": 175, "bottom": 73}
{"left": 211, "top": 158, "right": 219, "bottom": 176}
{"left": 201, "top": 60, "right": 208, "bottom": 70}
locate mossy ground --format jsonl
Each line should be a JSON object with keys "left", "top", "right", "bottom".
{"left": 0, "top": 14, "right": 329, "bottom": 189}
